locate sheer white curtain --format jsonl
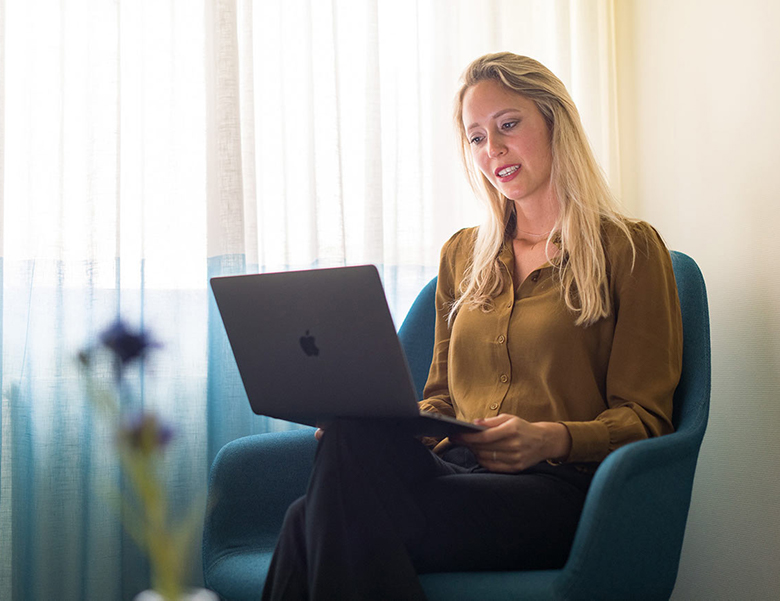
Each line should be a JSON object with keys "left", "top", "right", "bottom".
{"left": 1, "top": 2, "right": 211, "bottom": 599}
{"left": 209, "top": 0, "right": 623, "bottom": 317}
{"left": 0, "top": 1, "right": 621, "bottom": 599}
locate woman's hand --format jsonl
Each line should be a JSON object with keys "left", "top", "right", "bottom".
{"left": 452, "top": 414, "right": 572, "bottom": 473}
{"left": 314, "top": 427, "right": 325, "bottom": 441}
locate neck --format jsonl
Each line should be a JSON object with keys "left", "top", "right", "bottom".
{"left": 510, "top": 193, "right": 558, "bottom": 241}
{"left": 514, "top": 226, "right": 551, "bottom": 239}
{"left": 512, "top": 210, "right": 556, "bottom": 241}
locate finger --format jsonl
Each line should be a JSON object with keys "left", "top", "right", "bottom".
{"left": 477, "top": 449, "right": 516, "bottom": 473}
{"left": 474, "top": 448, "right": 496, "bottom": 467}
{"left": 453, "top": 415, "right": 506, "bottom": 441}
{"left": 476, "top": 414, "right": 515, "bottom": 427}
{"left": 456, "top": 431, "right": 496, "bottom": 445}
{"left": 479, "top": 449, "right": 530, "bottom": 474}
{"left": 458, "top": 419, "right": 521, "bottom": 445}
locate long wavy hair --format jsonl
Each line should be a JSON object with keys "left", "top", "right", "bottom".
{"left": 451, "top": 52, "right": 635, "bottom": 326}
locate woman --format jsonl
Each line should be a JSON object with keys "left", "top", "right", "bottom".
{"left": 262, "top": 52, "right": 682, "bottom": 601}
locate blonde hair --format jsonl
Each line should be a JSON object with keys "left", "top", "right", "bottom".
{"left": 451, "top": 52, "right": 635, "bottom": 326}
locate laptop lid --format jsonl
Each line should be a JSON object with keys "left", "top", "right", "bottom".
{"left": 210, "top": 265, "right": 424, "bottom": 427}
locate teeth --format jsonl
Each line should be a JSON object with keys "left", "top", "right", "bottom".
{"left": 498, "top": 165, "right": 519, "bottom": 177}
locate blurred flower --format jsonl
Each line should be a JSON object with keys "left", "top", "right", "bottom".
{"left": 86, "top": 319, "right": 162, "bottom": 383}
{"left": 77, "top": 349, "right": 92, "bottom": 367}
{"left": 120, "top": 412, "right": 176, "bottom": 455}
{"left": 100, "top": 320, "right": 160, "bottom": 365}
{"left": 79, "top": 319, "right": 203, "bottom": 601}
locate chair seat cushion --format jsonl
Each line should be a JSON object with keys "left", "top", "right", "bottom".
{"left": 421, "top": 569, "right": 563, "bottom": 601}
{"left": 207, "top": 552, "right": 565, "bottom": 601}
{"left": 205, "top": 550, "right": 273, "bottom": 601}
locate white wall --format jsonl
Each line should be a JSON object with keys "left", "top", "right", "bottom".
{"left": 615, "top": 1, "right": 780, "bottom": 598}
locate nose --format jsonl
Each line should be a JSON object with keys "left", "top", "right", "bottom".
{"left": 486, "top": 134, "right": 506, "bottom": 158}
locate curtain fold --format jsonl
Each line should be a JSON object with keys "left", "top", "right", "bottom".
{"left": 0, "top": 1, "right": 621, "bottom": 599}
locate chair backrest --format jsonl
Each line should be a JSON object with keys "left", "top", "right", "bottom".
{"left": 401, "top": 250, "right": 711, "bottom": 600}
{"left": 669, "top": 251, "right": 711, "bottom": 437}
{"left": 397, "top": 277, "right": 438, "bottom": 400}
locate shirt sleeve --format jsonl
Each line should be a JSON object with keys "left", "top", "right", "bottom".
{"left": 418, "top": 230, "right": 467, "bottom": 420}
{"left": 561, "top": 222, "right": 683, "bottom": 463}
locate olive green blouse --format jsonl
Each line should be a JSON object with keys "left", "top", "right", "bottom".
{"left": 418, "top": 221, "right": 683, "bottom": 464}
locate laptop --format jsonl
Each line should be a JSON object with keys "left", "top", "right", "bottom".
{"left": 210, "top": 265, "right": 485, "bottom": 437}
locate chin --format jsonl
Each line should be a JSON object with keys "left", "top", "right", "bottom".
{"left": 499, "top": 189, "right": 525, "bottom": 202}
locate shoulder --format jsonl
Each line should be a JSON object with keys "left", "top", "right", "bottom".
{"left": 602, "top": 219, "right": 676, "bottom": 292}
{"left": 437, "top": 226, "right": 479, "bottom": 295}
{"left": 439, "top": 226, "right": 479, "bottom": 270}
{"left": 441, "top": 226, "right": 479, "bottom": 258}
{"left": 602, "top": 219, "right": 669, "bottom": 264}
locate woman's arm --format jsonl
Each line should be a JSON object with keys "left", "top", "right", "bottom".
{"left": 417, "top": 230, "right": 470, "bottom": 420}
{"left": 560, "top": 222, "right": 683, "bottom": 463}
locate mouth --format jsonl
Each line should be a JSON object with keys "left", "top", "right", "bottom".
{"left": 495, "top": 164, "right": 520, "bottom": 178}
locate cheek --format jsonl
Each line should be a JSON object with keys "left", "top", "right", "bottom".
{"left": 472, "top": 151, "right": 494, "bottom": 179}
{"left": 529, "top": 133, "right": 553, "bottom": 168}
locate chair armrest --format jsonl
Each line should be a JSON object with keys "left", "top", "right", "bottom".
{"left": 559, "top": 424, "right": 706, "bottom": 600}
{"left": 203, "top": 428, "right": 318, "bottom": 571}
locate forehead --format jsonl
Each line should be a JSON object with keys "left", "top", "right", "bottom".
{"left": 462, "top": 79, "right": 537, "bottom": 128}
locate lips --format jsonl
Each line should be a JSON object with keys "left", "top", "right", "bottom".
{"left": 495, "top": 164, "right": 521, "bottom": 180}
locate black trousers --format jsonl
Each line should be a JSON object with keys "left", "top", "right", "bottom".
{"left": 261, "top": 419, "right": 592, "bottom": 601}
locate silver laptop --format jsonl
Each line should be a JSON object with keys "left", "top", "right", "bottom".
{"left": 210, "top": 265, "right": 484, "bottom": 437}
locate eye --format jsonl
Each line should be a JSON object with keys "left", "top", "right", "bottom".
{"left": 469, "top": 135, "right": 484, "bottom": 145}
{"left": 501, "top": 120, "right": 518, "bottom": 130}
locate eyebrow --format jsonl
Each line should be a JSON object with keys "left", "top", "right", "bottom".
{"left": 466, "top": 108, "right": 521, "bottom": 131}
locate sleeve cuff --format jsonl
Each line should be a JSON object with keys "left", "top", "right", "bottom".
{"left": 418, "top": 398, "right": 456, "bottom": 418}
{"left": 560, "top": 420, "right": 611, "bottom": 463}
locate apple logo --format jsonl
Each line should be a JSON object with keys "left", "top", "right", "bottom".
{"left": 299, "top": 330, "right": 320, "bottom": 357}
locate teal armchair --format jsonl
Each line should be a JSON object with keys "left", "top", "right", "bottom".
{"left": 203, "top": 251, "right": 710, "bottom": 600}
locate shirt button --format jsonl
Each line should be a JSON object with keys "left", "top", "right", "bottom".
{"left": 490, "top": 403, "right": 499, "bottom": 410}
{"left": 500, "top": 374, "right": 509, "bottom": 383}
{"left": 531, "top": 272, "right": 539, "bottom": 282}
{"left": 497, "top": 335, "right": 505, "bottom": 344}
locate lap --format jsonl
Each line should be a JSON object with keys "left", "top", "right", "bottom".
{"left": 315, "top": 419, "right": 592, "bottom": 573}
{"left": 410, "top": 462, "right": 591, "bottom": 572}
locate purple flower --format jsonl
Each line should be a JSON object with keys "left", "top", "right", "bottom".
{"left": 119, "top": 412, "right": 175, "bottom": 454}
{"left": 100, "top": 320, "right": 159, "bottom": 365}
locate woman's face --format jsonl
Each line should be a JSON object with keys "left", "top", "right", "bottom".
{"left": 461, "top": 79, "right": 553, "bottom": 206}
